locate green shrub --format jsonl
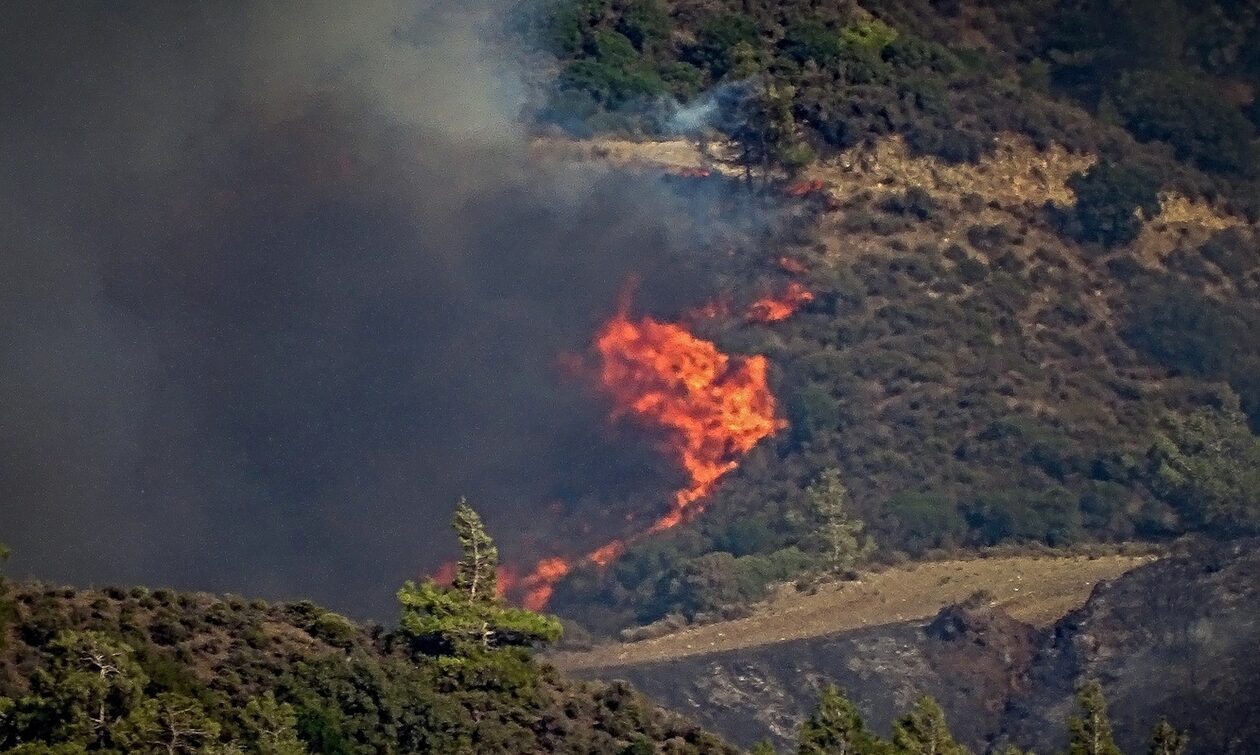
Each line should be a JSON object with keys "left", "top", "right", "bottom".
{"left": 781, "top": 21, "right": 843, "bottom": 66}
{"left": 1062, "top": 161, "right": 1161, "bottom": 247}
{"left": 1122, "top": 280, "right": 1233, "bottom": 376}
{"left": 1113, "top": 71, "right": 1258, "bottom": 176}
{"left": 1146, "top": 397, "right": 1260, "bottom": 535}
{"left": 879, "top": 492, "right": 964, "bottom": 552}
{"left": 688, "top": 14, "right": 759, "bottom": 77}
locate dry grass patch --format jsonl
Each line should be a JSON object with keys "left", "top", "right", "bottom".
{"left": 548, "top": 552, "right": 1155, "bottom": 671}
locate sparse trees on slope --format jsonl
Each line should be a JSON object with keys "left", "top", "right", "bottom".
{"left": 1066, "top": 680, "right": 1122, "bottom": 755}
{"left": 891, "top": 695, "right": 969, "bottom": 755}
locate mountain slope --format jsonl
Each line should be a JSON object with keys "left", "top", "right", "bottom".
{"left": 563, "top": 539, "right": 1258, "bottom": 753}
{"left": 537, "top": 125, "right": 1260, "bottom": 635}
{"left": 0, "top": 579, "right": 738, "bottom": 754}
{"left": 549, "top": 550, "right": 1151, "bottom": 669}
{"left": 1002, "top": 538, "right": 1260, "bottom": 754}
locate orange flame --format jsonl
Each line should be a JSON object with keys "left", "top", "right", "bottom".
{"left": 746, "top": 282, "right": 815, "bottom": 323}
{"left": 596, "top": 308, "right": 786, "bottom": 523}
{"left": 783, "top": 178, "right": 826, "bottom": 196}
{"left": 521, "top": 557, "right": 572, "bottom": 611}
{"left": 431, "top": 559, "right": 515, "bottom": 599}
{"left": 432, "top": 560, "right": 456, "bottom": 585}
{"left": 588, "top": 540, "right": 626, "bottom": 566}
{"left": 518, "top": 290, "right": 805, "bottom": 608}
{"left": 689, "top": 298, "right": 730, "bottom": 321}
{"left": 777, "top": 256, "right": 809, "bottom": 274}
{"left": 497, "top": 565, "right": 519, "bottom": 599}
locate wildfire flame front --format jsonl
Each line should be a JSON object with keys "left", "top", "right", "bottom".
{"left": 519, "top": 298, "right": 789, "bottom": 610}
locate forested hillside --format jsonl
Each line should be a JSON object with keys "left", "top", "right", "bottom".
{"left": 509, "top": 0, "right": 1260, "bottom": 635}
{"left": 0, "top": 510, "right": 733, "bottom": 754}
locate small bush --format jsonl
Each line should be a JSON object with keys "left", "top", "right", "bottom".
{"left": 1062, "top": 161, "right": 1161, "bottom": 247}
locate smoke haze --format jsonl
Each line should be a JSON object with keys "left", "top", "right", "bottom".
{"left": 0, "top": 1, "right": 751, "bottom": 616}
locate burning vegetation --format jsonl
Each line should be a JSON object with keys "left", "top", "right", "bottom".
{"left": 746, "top": 282, "right": 815, "bottom": 323}
{"left": 518, "top": 290, "right": 803, "bottom": 609}
{"left": 596, "top": 307, "right": 787, "bottom": 526}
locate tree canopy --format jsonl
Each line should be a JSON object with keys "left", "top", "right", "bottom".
{"left": 398, "top": 499, "right": 562, "bottom": 655}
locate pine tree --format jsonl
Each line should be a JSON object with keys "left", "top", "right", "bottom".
{"left": 892, "top": 695, "right": 969, "bottom": 755}
{"left": 751, "top": 739, "right": 778, "bottom": 755}
{"left": 452, "top": 497, "right": 497, "bottom": 603}
{"left": 1066, "top": 680, "right": 1122, "bottom": 755}
{"left": 398, "top": 499, "right": 561, "bottom": 655}
{"left": 798, "top": 684, "right": 886, "bottom": 755}
{"left": 241, "top": 692, "right": 307, "bottom": 754}
{"left": 807, "top": 469, "right": 874, "bottom": 574}
{"left": 14, "top": 630, "right": 149, "bottom": 748}
{"left": 726, "top": 72, "right": 814, "bottom": 187}
{"left": 1147, "top": 719, "right": 1187, "bottom": 755}
{"left": 114, "top": 692, "right": 221, "bottom": 754}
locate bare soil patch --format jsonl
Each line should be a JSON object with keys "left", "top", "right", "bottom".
{"left": 548, "top": 552, "right": 1154, "bottom": 671}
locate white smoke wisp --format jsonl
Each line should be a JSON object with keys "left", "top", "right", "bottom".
{"left": 659, "top": 79, "right": 758, "bottom": 137}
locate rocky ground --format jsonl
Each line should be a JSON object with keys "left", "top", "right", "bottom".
{"left": 558, "top": 540, "right": 1258, "bottom": 753}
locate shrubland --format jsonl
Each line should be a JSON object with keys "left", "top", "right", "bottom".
{"left": 0, "top": 510, "right": 732, "bottom": 754}
{"left": 517, "top": 0, "right": 1260, "bottom": 634}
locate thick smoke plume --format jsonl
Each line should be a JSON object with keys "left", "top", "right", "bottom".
{"left": 0, "top": 1, "right": 754, "bottom": 616}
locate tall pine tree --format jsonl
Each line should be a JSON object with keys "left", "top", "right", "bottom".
{"left": 398, "top": 499, "right": 560, "bottom": 655}
{"left": 1148, "top": 719, "right": 1188, "bottom": 755}
{"left": 891, "top": 695, "right": 969, "bottom": 755}
{"left": 807, "top": 468, "right": 874, "bottom": 574}
{"left": 798, "top": 684, "right": 886, "bottom": 755}
{"left": 1067, "top": 680, "right": 1122, "bottom": 755}
{"left": 452, "top": 497, "right": 497, "bottom": 603}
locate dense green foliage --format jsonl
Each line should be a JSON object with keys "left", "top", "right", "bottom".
{"left": 796, "top": 684, "right": 884, "bottom": 755}
{"left": 524, "top": 0, "right": 1103, "bottom": 166}
{"left": 1034, "top": 0, "right": 1260, "bottom": 177}
{"left": 1120, "top": 246, "right": 1260, "bottom": 431}
{"left": 1146, "top": 398, "right": 1260, "bottom": 536}
{"left": 1061, "top": 161, "right": 1161, "bottom": 247}
{"left": 891, "top": 696, "right": 968, "bottom": 755}
{"left": 1147, "top": 720, "right": 1188, "bottom": 755}
{"left": 524, "top": 0, "right": 1260, "bottom": 202}
{"left": 397, "top": 502, "right": 562, "bottom": 656}
{"left": 1067, "top": 680, "right": 1123, "bottom": 755}
{"left": 0, "top": 512, "right": 731, "bottom": 753}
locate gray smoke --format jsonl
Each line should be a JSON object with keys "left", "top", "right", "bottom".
{"left": 0, "top": 1, "right": 750, "bottom": 616}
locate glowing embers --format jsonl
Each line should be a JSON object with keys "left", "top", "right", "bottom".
{"left": 746, "top": 282, "right": 814, "bottom": 323}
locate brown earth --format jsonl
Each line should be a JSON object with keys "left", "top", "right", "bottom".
{"left": 556, "top": 542, "right": 1255, "bottom": 753}
{"left": 548, "top": 552, "right": 1154, "bottom": 671}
